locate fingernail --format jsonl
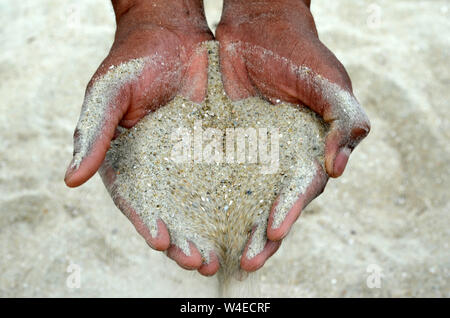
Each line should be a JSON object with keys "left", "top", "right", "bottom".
{"left": 333, "top": 147, "right": 351, "bottom": 177}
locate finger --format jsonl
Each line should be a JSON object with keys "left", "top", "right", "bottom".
{"left": 64, "top": 58, "right": 149, "bottom": 187}
{"left": 166, "top": 241, "right": 203, "bottom": 270}
{"left": 324, "top": 115, "right": 370, "bottom": 178}
{"left": 240, "top": 235, "right": 281, "bottom": 272}
{"left": 98, "top": 162, "right": 170, "bottom": 251}
{"left": 111, "top": 196, "right": 170, "bottom": 251}
{"left": 198, "top": 251, "right": 220, "bottom": 276}
{"left": 216, "top": 38, "right": 258, "bottom": 100}
{"left": 268, "top": 160, "right": 328, "bottom": 241}
{"left": 179, "top": 44, "right": 210, "bottom": 103}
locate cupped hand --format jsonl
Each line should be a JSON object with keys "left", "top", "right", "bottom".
{"left": 216, "top": 0, "right": 370, "bottom": 271}
{"left": 64, "top": 0, "right": 219, "bottom": 276}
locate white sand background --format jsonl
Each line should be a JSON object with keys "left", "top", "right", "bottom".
{"left": 0, "top": 0, "right": 449, "bottom": 297}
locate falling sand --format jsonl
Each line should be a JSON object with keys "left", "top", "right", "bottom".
{"left": 103, "top": 41, "right": 328, "bottom": 295}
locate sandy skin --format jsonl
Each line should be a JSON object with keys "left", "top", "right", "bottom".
{"left": 65, "top": 0, "right": 370, "bottom": 275}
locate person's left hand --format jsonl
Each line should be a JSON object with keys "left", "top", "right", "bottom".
{"left": 216, "top": 0, "right": 370, "bottom": 272}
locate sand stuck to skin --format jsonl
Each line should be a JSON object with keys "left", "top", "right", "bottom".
{"left": 104, "top": 41, "right": 327, "bottom": 285}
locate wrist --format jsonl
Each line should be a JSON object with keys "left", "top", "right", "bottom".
{"left": 112, "top": 0, "right": 210, "bottom": 33}
{"left": 219, "top": 0, "right": 312, "bottom": 30}
{"left": 222, "top": 0, "right": 310, "bottom": 7}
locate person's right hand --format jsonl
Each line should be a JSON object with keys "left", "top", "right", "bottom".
{"left": 64, "top": 0, "right": 219, "bottom": 275}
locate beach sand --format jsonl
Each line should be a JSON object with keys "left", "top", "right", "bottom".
{"left": 0, "top": 0, "right": 449, "bottom": 297}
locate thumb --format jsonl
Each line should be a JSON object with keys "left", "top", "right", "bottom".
{"left": 321, "top": 89, "right": 371, "bottom": 178}
{"left": 282, "top": 44, "right": 371, "bottom": 178}
{"left": 280, "top": 41, "right": 371, "bottom": 178}
{"left": 291, "top": 73, "right": 370, "bottom": 178}
{"left": 64, "top": 58, "right": 147, "bottom": 187}
{"left": 220, "top": 40, "right": 370, "bottom": 178}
